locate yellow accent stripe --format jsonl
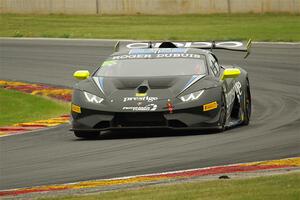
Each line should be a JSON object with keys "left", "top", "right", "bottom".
{"left": 0, "top": 132, "right": 7, "bottom": 136}
{"left": 31, "top": 89, "right": 71, "bottom": 96}
{"left": 203, "top": 101, "right": 218, "bottom": 111}
{"left": 0, "top": 80, "right": 28, "bottom": 86}
{"left": 14, "top": 117, "right": 70, "bottom": 127}
{"left": 136, "top": 93, "right": 147, "bottom": 97}
{"left": 240, "top": 157, "right": 300, "bottom": 167}
{"left": 71, "top": 104, "right": 81, "bottom": 113}
{"left": 1, "top": 176, "right": 165, "bottom": 192}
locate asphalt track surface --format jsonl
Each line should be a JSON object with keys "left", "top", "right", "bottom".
{"left": 0, "top": 39, "right": 300, "bottom": 190}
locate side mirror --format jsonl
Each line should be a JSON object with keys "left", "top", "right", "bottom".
{"left": 73, "top": 70, "right": 90, "bottom": 80}
{"left": 221, "top": 68, "right": 241, "bottom": 80}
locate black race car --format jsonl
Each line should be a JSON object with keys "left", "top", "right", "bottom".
{"left": 71, "top": 41, "right": 252, "bottom": 138}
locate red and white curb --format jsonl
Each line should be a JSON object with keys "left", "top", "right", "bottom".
{"left": 0, "top": 80, "right": 71, "bottom": 137}
{"left": 0, "top": 157, "right": 299, "bottom": 197}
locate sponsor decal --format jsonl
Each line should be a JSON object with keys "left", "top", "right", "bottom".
{"left": 123, "top": 96, "right": 158, "bottom": 102}
{"left": 129, "top": 48, "right": 187, "bottom": 54}
{"left": 123, "top": 104, "right": 158, "bottom": 111}
{"left": 112, "top": 54, "right": 152, "bottom": 60}
{"left": 180, "top": 90, "right": 204, "bottom": 102}
{"left": 225, "top": 81, "right": 242, "bottom": 109}
{"left": 83, "top": 91, "right": 104, "bottom": 104}
{"left": 203, "top": 101, "right": 218, "bottom": 111}
{"left": 126, "top": 41, "right": 243, "bottom": 49}
{"left": 156, "top": 54, "right": 201, "bottom": 58}
{"left": 234, "top": 81, "right": 243, "bottom": 96}
{"left": 112, "top": 53, "right": 202, "bottom": 60}
{"left": 71, "top": 104, "right": 81, "bottom": 113}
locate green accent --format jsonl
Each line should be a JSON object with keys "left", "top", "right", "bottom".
{"left": 0, "top": 14, "right": 299, "bottom": 41}
{"left": 0, "top": 89, "right": 69, "bottom": 126}
{"left": 102, "top": 60, "right": 116, "bottom": 67}
{"left": 39, "top": 172, "right": 300, "bottom": 200}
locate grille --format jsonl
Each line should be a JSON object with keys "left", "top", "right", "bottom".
{"left": 168, "top": 120, "right": 187, "bottom": 128}
{"left": 93, "top": 121, "right": 110, "bottom": 129}
{"left": 113, "top": 113, "right": 167, "bottom": 127}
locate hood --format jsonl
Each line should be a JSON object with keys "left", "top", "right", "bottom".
{"left": 92, "top": 75, "right": 207, "bottom": 100}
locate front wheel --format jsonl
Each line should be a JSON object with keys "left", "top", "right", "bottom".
{"left": 241, "top": 81, "right": 251, "bottom": 125}
{"left": 217, "top": 91, "right": 227, "bottom": 132}
{"left": 74, "top": 131, "right": 100, "bottom": 139}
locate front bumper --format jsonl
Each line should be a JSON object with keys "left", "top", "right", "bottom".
{"left": 70, "top": 105, "right": 222, "bottom": 132}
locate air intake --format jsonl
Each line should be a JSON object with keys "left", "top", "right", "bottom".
{"left": 137, "top": 85, "right": 148, "bottom": 94}
{"left": 159, "top": 42, "right": 178, "bottom": 48}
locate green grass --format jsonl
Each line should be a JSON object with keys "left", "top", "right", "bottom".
{"left": 0, "top": 89, "right": 69, "bottom": 126}
{"left": 0, "top": 13, "right": 299, "bottom": 41}
{"left": 40, "top": 172, "right": 300, "bottom": 200}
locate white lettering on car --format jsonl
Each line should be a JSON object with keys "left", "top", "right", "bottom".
{"left": 122, "top": 104, "right": 158, "bottom": 111}
{"left": 112, "top": 54, "right": 152, "bottom": 60}
{"left": 127, "top": 43, "right": 149, "bottom": 49}
{"left": 123, "top": 96, "right": 158, "bottom": 102}
{"left": 225, "top": 81, "right": 243, "bottom": 109}
{"left": 112, "top": 54, "right": 202, "bottom": 60}
{"left": 126, "top": 42, "right": 243, "bottom": 49}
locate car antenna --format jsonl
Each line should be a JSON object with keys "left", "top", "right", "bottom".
{"left": 210, "top": 41, "right": 216, "bottom": 52}
{"left": 114, "top": 41, "right": 120, "bottom": 52}
{"left": 244, "top": 39, "right": 252, "bottom": 59}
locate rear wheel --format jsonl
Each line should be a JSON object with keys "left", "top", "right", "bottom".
{"left": 242, "top": 80, "right": 251, "bottom": 125}
{"left": 74, "top": 131, "right": 100, "bottom": 139}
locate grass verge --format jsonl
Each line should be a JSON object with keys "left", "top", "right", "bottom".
{"left": 40, "top": 172, "right": 300, "bottom": 200}
{"left": 0, "top": 13, "right": 299, "bottom": 41}
{"left": 0, "top": 88, "right": 69, "bottom": 126}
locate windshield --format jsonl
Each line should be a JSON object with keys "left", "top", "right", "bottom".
{"left": 95, "top": 58, "right": 207, "bottom": 77}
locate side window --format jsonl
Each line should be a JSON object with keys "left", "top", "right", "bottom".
{"left": 208, "top": 54, "right": 220, "bottom": 76}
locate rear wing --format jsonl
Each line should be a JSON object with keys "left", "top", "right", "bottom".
{"left": 114, "top": 39, "right": 252, "bottom": 58}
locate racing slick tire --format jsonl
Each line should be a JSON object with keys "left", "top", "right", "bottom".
{"left": 217, "top": 91, "right": 227, "bottom": 132}
{"left": 241, "top": 79, "right": 251, "bottom": 126}
{"left": 74, "top": 131, "right": 100, "bottom": 139}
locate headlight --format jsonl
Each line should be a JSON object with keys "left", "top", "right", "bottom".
{"left": 83, "top": 91, "right": 104, "bottom": 104}
{"left": 180, "top": 90, "right": 204, "bottom": 102}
